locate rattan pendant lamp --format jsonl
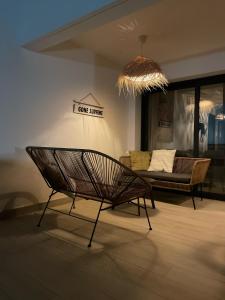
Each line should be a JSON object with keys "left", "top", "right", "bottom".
{"left": 118, "top": 35, "right": 168, "bottom": 95}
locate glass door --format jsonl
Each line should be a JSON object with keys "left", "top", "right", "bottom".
{"left": 199, "top": 84, "right": 225, "bottom": 195}
{"left": 142, "top": 75, "right": 225, "bottom": 199}
{"left": 148, "top": 88, "right": 195, "bottom": 156}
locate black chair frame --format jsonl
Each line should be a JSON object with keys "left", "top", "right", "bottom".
{"left": 26, "top": 147, "right": 155, "bottom": 247}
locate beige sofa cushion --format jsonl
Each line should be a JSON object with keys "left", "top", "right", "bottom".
{"left": 148, "top": 149, "right": 176, "bottom": 173}
{"left": 136, "top": 170, "right": 191, "bottom": 183}
{"left": 129, "top": 151, "right": 151, "bottom": 171}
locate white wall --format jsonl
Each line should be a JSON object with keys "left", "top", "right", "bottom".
{"left": 162, "top": 50, "right": 225, "bottom": 81}
{"left": 127, "top": 95, "right": 141, "bottom": 152}
{"left": 0, "top": 17, "right": 129, "bottom": 211}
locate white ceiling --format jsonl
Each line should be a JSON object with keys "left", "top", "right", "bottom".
{"left": 28, "top": 0, "right": 225, "bottom": 67}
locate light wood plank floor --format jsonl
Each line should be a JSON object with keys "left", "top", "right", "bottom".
{"left": 0, "top": 192, "right": 225, "bottom": 300}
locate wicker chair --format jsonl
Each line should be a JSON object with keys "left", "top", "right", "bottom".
{"left": 26, "top": 147, "right": 154, "bottom": 247}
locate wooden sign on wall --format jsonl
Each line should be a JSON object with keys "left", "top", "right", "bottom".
{"left": 73, "top": 93, "right": 104, "bottom": 118}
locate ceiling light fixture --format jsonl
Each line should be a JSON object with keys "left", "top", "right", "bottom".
{"left": 118, "top": 35, "right": 168, "bottom": 95}
{"left": 216, "top": 113, "right": 225, "bottom": 120}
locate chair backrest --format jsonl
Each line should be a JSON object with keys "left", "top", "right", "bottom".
{"left": 26, "top": 147, "right": 150, "bottom": 204}
{"left": 54, "top": 149, "right": 99, "bottom": 198}
{"left": 54, "top": 149, "right": 148, "bottom": 201}
{"left": 26, "top": 147, "right": 71, "bottom": 192}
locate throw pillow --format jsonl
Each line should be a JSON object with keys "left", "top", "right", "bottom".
{"left": 129, "top": 151, "right": 151, "bottom": 171}
{"left": 148, "top": 149, "right": 176, "bottom": 173}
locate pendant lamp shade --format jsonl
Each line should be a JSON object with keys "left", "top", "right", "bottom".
{"left": 118, "top": 36, "right": 168, "bottom": 95}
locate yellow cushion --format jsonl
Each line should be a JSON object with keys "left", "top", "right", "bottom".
{"left": 129, "top": 151, "right": 151, "bottom": 171}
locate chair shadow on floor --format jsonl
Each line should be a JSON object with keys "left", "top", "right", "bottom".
{"left": 152, "top": 190, "right": 206, "bottom": 208}
{"left": 108, "top": 200, "right": 159, "bottom": 219}
{"left": 0, "top": 208, "right": 161, "bottom": 300}
{"left": 0, "top": 211, "right": 58, "bottom": 238}
{"left": 0, "top": 200, "right": 156, "bottom": 251}
{"left": 0, "top": 191, "right": 39, "bottom": 217}
{"left": 195, "top": 242, "right": 225, "bottom": 277}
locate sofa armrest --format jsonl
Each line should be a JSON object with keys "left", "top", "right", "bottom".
{"left": 119, "top": 156, "right": 131, "bottom": 169}
{"left": 190, "top": 159, "right": 211, "bottom": 185}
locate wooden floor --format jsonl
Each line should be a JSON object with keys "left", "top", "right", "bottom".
{"left": 0, "top": 192, "right": 225, "bottom": 300}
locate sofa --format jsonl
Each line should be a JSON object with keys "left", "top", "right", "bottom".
{"left": 119, "top": 155, "right": 211, "bottom": 209}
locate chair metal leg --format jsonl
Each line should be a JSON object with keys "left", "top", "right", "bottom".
{"left": 143, "top": 198, "right": 152, "bottom": 230}
{"left": 37, "top": 190, "right": 56, "bottom": 227}
{"left": 137, "top": 198, "right": 140, "bottom": 216}
{"left": 191, "top": 188, "right": 196, "bottom": 210}
{"left": 88, "top": 199, "right": 104, "bottom": 248}
{"left": 69, "top": 194, "right": 76, "bottom": 215}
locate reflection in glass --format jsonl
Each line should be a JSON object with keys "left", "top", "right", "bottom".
{"left": 199, "top": 84, "right": 225, "bottom": 194}
{"left": 148, "top": 89, "right": 195, "bottom": 156}
{"left": 147, "top": 82, "right": 225, "bottom": 197}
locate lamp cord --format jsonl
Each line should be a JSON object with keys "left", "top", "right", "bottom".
{"left": 138, "top": 35, "right": 148, "bottom": 57}
{"left": 140, "top": 42, "right": 143, "bottom": 56}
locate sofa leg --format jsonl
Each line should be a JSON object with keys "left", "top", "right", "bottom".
{"left": 200, "top": 183, "right": 203, "bottom": 201}
{"left": 151, "top": 199, "right": 155, "bottom": 209}
{"left": 151, "top": 190, "right": 156, "bottom": 209}
{"left": 191, "top": 189, "right": 196, "bottom": 210}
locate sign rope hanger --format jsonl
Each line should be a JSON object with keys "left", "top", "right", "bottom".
{"left": 73, "top": 93, "right": 104, "bottom": 118}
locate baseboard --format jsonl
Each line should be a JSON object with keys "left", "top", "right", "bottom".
{"left": 0, "top": 197, "right": 70, "bottom": 220}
